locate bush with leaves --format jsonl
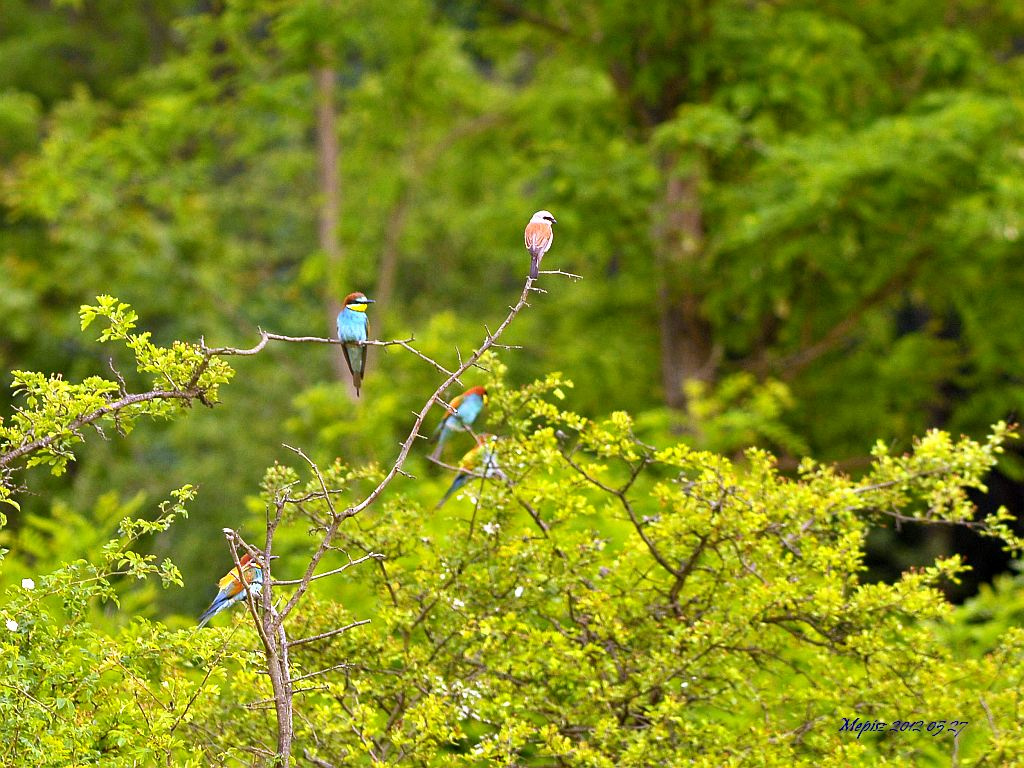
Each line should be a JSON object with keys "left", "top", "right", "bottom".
{"left": 229, "top": 404, "right": 1021, "bottom": 767}
{"left": 0, "top": 297, "right": 1022, "bottom": 766}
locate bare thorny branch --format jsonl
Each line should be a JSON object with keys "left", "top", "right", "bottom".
{"left": 211, "top": 273, "right": 561, "bottom": 766}
{"left": 203, "top": 332, "right": 464, "bottom": 379}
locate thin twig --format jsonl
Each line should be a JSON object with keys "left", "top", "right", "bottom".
{"left": 287, "top": 620, "right": 372, "bottom": 649}
{"left": 979, "top": 695, "right": 999, "bottom": 738}
{"left": 288, "top": 663, "right": 353, "bottom": 685}
{"left": 273, "top": 552, "right": 385, "bottom": 586}
{"left": 0, "top": 681, "right": 56, "bottom": 717}
{"left": 538, "top": 269, "right": 583, "bottom": 281}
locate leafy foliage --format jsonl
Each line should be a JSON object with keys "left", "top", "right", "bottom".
{"left": 0, "top": 299, "right": 1019, "bottom": 765}
{"left": 0, "top": 297, "right": 232, "bottom": 482}
{"left": 197, "top": 404, "right": 1023, "bottom": 766}
{"left": 1, "top": 1, "right": 1024, "bottom": 765}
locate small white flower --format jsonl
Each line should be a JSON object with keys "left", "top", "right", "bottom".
{"left": 482, "top": 522, "right": 500, "bottom": 536}
{"left": 514, "top": 586, "right": 524, "bottom": 598}
{"left": 6, "top": 619, "right": 18, "bottom": 632}
{"left": 21, "top": 578, "right": 35, "bottom": 590}
{"left": 452, "top": 598, "right": 465, "bottom": 609}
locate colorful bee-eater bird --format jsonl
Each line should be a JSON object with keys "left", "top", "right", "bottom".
{"left": 197, "top": 553, "right": 266, "bottom": 627}
{"left": 525, "top": 210, "right": 556, "bottom": 280}
{"left": 336, "top": 292, "right": 375, "bottom": 396}
{"left": 435, "top": 434, "right": 506, "bottom": 510}
{"left": 430, "top": 385, "right": 488, "bottom": 460}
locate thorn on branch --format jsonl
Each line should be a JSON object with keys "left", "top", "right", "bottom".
{"left": 539, "top": 268, "right": 583, "bottom": 281}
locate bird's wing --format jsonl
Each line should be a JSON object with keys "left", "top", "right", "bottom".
{"left": 461, "top": 394, "right": 483, "bottom": 421}
{"left": 216, "top": 567, "right": 243, "bottom": 592}
{"left": 436, "top": 392, "right": 465, "bottom": 435}
{"left": 217, "top": 562, "right": 261, "bottom": 593}
{"left": 357, "top": 316, "right": 369, "bottom": 377}
{"left": 460, "top": 443, "right": 482, "bottom": 471}
{"left": 525, "top": 222, "right": 552, "bottom": 256}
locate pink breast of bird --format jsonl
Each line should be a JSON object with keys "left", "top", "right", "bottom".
{"left": 525, "top": 221, "right": 553, "bottom": 256}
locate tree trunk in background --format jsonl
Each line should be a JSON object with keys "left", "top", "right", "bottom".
{"left": 316, "top": 60, "right": 351, "bottom": 387}
{"left": 375, "top": 183, "right": 411, "bottom": 319}
{"left": 654, "top": 155, "right": 716, "bottom": 409}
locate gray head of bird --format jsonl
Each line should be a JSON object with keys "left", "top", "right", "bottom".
{"left": 530, "top": 210, "right": 557, "bottom": 225}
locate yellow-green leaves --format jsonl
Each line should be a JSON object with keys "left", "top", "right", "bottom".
{"left": 1, "top": 298, "right": 235, "bottom": 485}
{"left": 250, "top": 394, "right": 1022, "bottom": 766}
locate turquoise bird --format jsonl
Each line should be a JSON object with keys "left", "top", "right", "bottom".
{"left": 430, "top": 385, "right": 488, "bottom": 460}
{"left": 435, "top": 434, "right": 506, "bottom": 509}
{"left": 198, "top": 553, "right": 266, "bottom": 627}
{"left": 336, "top": 291, "right": 375, "bottom": 396}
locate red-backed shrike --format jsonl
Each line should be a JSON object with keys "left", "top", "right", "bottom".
{"left": 525, "top": 210, "right": 556, "bottom": 279}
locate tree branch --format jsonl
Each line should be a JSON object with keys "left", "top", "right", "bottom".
{"left": 287, "top": 620, "right": 372, "bottom": 649}
{"left": 0, "top": 387, "right": 204, "bottom": 469}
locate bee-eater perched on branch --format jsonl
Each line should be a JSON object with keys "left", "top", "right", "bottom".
{"left": 430, "top": 385, "right": 488, "bottom": 460}
{"left": 435, "top": 434, "right": 507, "bottom": 510}
{"left": 198, "top": 553, "right": 266, "bottom": 627}
{"left": 525, "top": 210, "right": 556, "bottom": 279}
{"left": 336, "top": 291, "right": 375, "bottom": 396}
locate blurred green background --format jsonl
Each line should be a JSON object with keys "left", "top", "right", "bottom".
{"left": 2, "top": 0, "right": 1024, "bottom": 616}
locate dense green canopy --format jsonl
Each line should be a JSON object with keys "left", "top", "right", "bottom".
{"left": 1, "top": 1, "right": 1024, "bottom": 765}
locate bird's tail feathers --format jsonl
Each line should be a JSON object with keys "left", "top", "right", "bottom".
{"left": 529, "top": 254, "right": 540, "bottom": 280}
{"left": 197, "top": 601, "right": 223, "bottom": 628}
{"left": 430, "top": 425, "right": 449, "bottom": 459}
{"left": 435, "top": 475, "right": 467, "bottom": 510}
{"left": 342, "top": 344, "right": 364, "bottom": 396}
